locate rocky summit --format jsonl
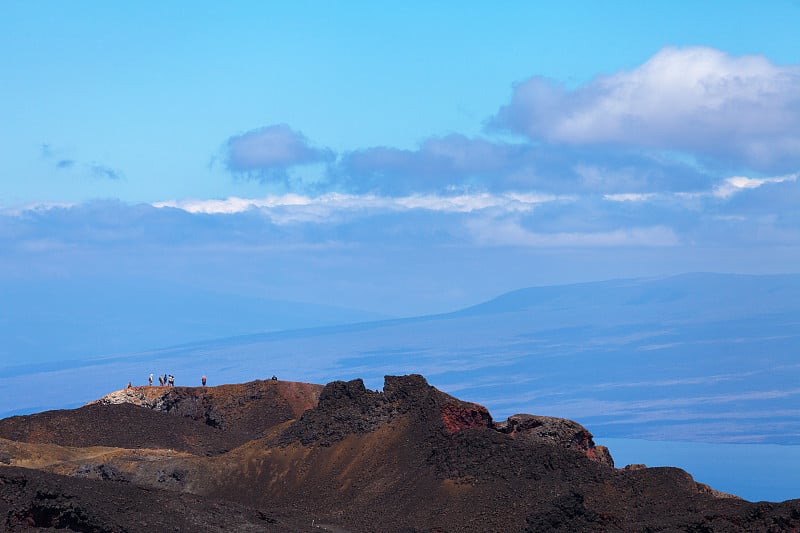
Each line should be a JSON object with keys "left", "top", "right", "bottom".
{"left": 0, "top": 375, "right": 798, "bottom": 532}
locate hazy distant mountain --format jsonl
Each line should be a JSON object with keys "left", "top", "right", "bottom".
{"left": 453, "top": 272, "right": 800, "bottom": 321}
{"left": 0, "top": 277, "right": 387, "bottom": 367}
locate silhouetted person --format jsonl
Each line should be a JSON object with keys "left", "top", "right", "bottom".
{"left": 168, "top": 374, "right": 174, "bottom": 387}
{"left": 127, "top": 381, "right": 132, "bottom": 389}
{"left": 201, "top": 375, "right": 207, "bottom": 387}
{"left": 149, "top": 373, "right": 153, "bottom": 386}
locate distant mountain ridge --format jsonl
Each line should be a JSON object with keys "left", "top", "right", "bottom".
{"left": 452, "top": 272, "right": 800, "bottom": 320}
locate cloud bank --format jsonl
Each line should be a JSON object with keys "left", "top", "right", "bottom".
{"left": 5, "top": 166, "right": 799, "bottom": 255}
{"left": 220, "top": 48, "right": 800, "bottom": 197}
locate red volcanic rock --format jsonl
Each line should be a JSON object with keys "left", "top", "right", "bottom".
{"left": 440, "top": 402, "right": 492, "bottom": 434}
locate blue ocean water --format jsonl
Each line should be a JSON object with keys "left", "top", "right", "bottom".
{"left": 598, "top": 438, "right": 800, "bottom": 502}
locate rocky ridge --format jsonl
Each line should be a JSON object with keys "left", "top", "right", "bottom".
{"left": 0, "top": 375, "right": 798, "bottom": 532}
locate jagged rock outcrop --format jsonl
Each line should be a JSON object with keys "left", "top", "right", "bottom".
{"left": 277, "top": 374, "right": 492, "bottom": 446}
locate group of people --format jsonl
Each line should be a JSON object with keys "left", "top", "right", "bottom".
{"left": 148, "top": 373, "right": 175, "bottom": 387}
{"left": 126, "top": 373, "right": 210, "bottom": 389}
{"left": 129, "top": 374, "right": 283, "bottom": 390}
{"left": 143, "top": 373, "right": 207, "bottom": 387}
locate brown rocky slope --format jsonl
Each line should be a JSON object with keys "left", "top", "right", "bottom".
{"left": 1, "top": 375, "right": 798, "bottom": 532}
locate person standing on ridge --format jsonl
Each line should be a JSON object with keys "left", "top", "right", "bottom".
{"left": 168, "top": 374, "right": 174, "bottom": 387}
{"left": 149, "top": 373, "right": 153, "bottom": 386}
{"left": 201, "top": 375, "right": 207, "bottom": 387}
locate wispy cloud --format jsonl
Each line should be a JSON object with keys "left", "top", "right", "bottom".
{"left": 0, "top": 202, "right": 76, "bottom": 216}
{"left": 153, "top": 191, "right": 562, "bottom": 217}
{"left": 88, "top": 163, "right": 123, "bottom": 181}
{"left": 465, "top": 218, "right": 680, "bottom": 247}
{"left": 39, "top": 142, "right": 123, "bottom": 180}
{"left": 712, "top": 173, "right": 798, "bottom": 198}
{"left": 603, "top": 193, "right": 657, "bottom": 202}
{"left": 153, "top": 193, "right": 316, "bottom": 214}
{"left": 503, "top": 389, "right": 800, "bottom": 431}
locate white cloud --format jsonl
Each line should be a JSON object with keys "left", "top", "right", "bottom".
{"left": 712, "top": 173, "right": 798, "bottom": 198}
{"left": 492, "top": 46, "right": 800, "bottom": 171}
{"left": 603, "top": 193, "right": 657, "bottom": 202}
{"left": 153, "top": 194, "right": 314, "bottom": 214}
{"left": 0, "top": 202, "right": 75, "bottom": 216}
{"left": 153, "top": 192, "right": 564, "bottom": 220}
{"left": 393, "top": 192, "right": 562, "bottom": 212}
{"left": 595, "top": 172, "right": 798, "bottom": 205}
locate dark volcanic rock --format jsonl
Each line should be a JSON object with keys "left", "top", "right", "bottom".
{"left": 0, "top": 466, "right": 280, "bottom": 532}
{"left": 91, "top": 379, "right": 323, "bottom": 440}
{"left": 73, "top": 463, "right": 128, "bottom": 482}
{"left": 277, "top": 374, "right": 493, "bottom": 447}
{"left": 277, "top": 377, "right": 401, "bottom": 446}
{"left": 0, "top": 402, "right": 238, "bottom": 455}
{"left": 496, "top": 414, "right": 614, "bottom": 467}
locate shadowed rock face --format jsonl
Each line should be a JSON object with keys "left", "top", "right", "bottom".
{"left": 0, "top": 466, "right": 281, "bottom": 532}
{"left": 1, "top": 375, "right": 799, "bottom": 532}
{"left": 276, "top": 374, "right": 493, "bottom": 447}
{"left": 0, "top": 402, "right": 238, "bottom": 455}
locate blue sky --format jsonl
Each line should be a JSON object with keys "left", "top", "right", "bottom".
{"left": 2, "top": 2, "right": 800, "bottom": 316}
